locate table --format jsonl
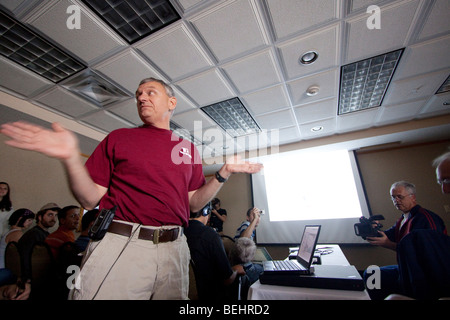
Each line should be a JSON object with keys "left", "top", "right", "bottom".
{"left": 248, "top": 244, "right": 370, "bottom": 300}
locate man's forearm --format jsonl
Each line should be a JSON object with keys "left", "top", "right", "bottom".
{"left": 62, "top": 154, "right": 106, "bottom": 209}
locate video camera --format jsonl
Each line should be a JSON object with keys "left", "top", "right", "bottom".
{"left": 354, "top": 215, "right": 384, "bottom": 240}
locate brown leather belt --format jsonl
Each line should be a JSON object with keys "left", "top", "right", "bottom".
{"left": 107, "top": 221, "right": 181, "bottom": 244}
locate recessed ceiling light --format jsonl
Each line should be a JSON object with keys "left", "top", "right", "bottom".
{"left": 338, "top": 48, "right": 404, "bottom": 115}
{"left": 299, "top": 51, "right": 319, "bottom": 65}
{"left": 201, "top": 97, "right": 261, "bottom": 138}
{"left": 311, "top": 126, "right": 323, "bottom": 132}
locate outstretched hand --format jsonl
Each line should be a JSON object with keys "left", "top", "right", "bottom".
{"left": 221, "top": 155, "right": 263, "bottom": 178}
{"left": 1, "top": 121, "right": 79, "bottom": 160}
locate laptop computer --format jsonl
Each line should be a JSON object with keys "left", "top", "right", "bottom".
{"left": 262, "top": 225, "right": 321, "bottom": 276}
{"left": 259, "top": 264, "right": 365, "bottom": 291}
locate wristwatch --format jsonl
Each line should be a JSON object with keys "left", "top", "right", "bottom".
{"left": 215, "top": 171, "right": 227, "bottom": 183}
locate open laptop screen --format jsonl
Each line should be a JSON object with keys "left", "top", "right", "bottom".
{"left": 297, "top": 225, "right": 321, "bottom": 266}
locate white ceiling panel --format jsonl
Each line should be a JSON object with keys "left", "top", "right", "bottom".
{"left": 287, "top": 69, "right": 339, "bottom": 106}
{"left": 265, "top": 0, "right": 339, "bottom": 40}
{"left": 277, "top": 25, "right": 339, "bottom": 80}
{"left": 26, "top": 0, "right": 125, "bottom": 63}
{"left": 136, "top": 22, "right": 213, "bottom": 81}
{"left": 0, "top": 0, "right": 449, "bottom": 158}
{"left": 191, "top": 0, "right": 268, "bottom": 62}
{"left": 34, "top": 87, "right": 98, "bottom": 118}
{"left": 221, "top": 49, "right": 281, "bottom": 94}
{"left": 0, "top": 56, "right": 52, "bottom": 97}
{"left": 94, "top": 49, "right": 163, "bottom": 94}
{"left": 242, "top": 85, "right": 290, "bottom": 115}
{"left": 175, "top": 69, "right": 234, "bottom": 105}
{"left": 345, "top": 0, "right": 420, "bottom": 63}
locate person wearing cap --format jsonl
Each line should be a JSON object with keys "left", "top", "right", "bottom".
{"left": 16, "top": 203, "right": 59, "bottom": 290}
{"left": 1, "top": 77, "right": 263, "bottom": 300}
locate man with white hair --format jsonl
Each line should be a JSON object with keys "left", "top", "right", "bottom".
{"left": 433, "top": 151, "right": 450, "bottom": 194}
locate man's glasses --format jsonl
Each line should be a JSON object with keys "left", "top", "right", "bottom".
{"left": 390, "top": 194, "right": 412, "bottom": 201}
{"left": 437, "top": 178, "right": 450, "bottom": 185}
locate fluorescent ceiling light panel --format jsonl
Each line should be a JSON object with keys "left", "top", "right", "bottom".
{"left": 338, "top": 49, "right": 404, "bottom": 115}
{"left": 0, "top": 10, "right": 85, "bottom": 83}
{"left": 82, "top": 0, "right": 180, "bottom": 44}
{"left": 201, "top": 97, "right": 261, "bottom": 137}
{"left": 436, "top": 75, "right": 450, "bottom": 94}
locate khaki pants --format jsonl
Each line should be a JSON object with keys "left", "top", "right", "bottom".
{"left": 69, "top": 222, "right": 190, "bottom": 300}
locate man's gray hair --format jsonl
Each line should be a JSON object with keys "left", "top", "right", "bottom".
{"left": 138, "top": 77, "right": 175, "bottom": 98}
{"left": 230, "top": 237, "right": 257, "bottom": 264}
{"left": 432, "top": 151, "right": 450, "bottom": 168}
{"left": 390, "top": 180, "right": 416, "bottom": 196}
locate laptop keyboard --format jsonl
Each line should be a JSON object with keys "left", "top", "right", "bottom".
{"left": 273, "top": 260, "right": 305, "bottom": 271}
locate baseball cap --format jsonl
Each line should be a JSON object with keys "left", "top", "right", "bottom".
{"left": 39, "top": 202, "right": 60, "bottom": 212}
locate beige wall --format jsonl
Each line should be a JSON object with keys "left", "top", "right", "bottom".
{"left": 2, "top": 132, "right": 449, "bottom": 270}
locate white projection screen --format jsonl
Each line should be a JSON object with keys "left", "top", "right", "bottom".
{"left": 251, "top": 149, "right": 372, "bottom": 244}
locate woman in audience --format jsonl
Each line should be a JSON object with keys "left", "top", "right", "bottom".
{"left": 0, "top": 182, "right": 13, "bottom": 238}
{"left": 0, "top": 208, "right": 35, "bottom": 286}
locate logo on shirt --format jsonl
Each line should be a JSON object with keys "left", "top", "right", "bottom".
{"left": 179, "top": 147, "right": 192, "bottom": 159}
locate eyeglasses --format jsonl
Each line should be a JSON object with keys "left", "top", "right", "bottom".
{"left": 437, "top": 179, "right": 450, "bottom": 185}
{"left": 390, "top": 194, "right": 412, "bottom": 201}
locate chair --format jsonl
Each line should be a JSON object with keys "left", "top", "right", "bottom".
{"left": 30, "top": 242, "right": 56, "bottom": 299}
{"left": 220, "top": 235, "right": 235, "bottom": 259}
{"left": 188, "top": 259, "right": 198, "bottom": 300}
{"left": 4, "top": 241, "right": 21, "bottom": 279}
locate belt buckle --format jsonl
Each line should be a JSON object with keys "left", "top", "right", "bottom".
{"left": 153, "top": 229, "right": 160, "bottom": 244}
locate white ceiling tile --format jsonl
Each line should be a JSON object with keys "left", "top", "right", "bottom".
{"left": 94, "top": 49, "right": 163, "bottom": 94}
{"left": 175, "top": 69, "right": 234, "bottom": 105}
{"left": 417, "top": 0, "right": 450, "bottom": 40}
{"left": 383, "top": 69, "right": 450, "bottom": 105}
{"left": 80, "top": 110, "right": 134, "bottom": 132}
{"left": 266, "top": 0, "right": 339, "bottom": 40}
{"left": 242, "top": 85, "right": 290, "bottom": 115}
{"left": 278, "top": 25, "right": 339, "bottom": 80}
{"left": 376, "top": 99, "right": 425, "bottom": 125}
{"left": 345, "top": 0, "right": 420, "bottom": 63}
{"left": 0, "top": 56, "right": 52, "bottom": 97}
{"left": 172, "top": 108, "right": 216, "bottom": 132}
{"left": 336, "top": 108, "right": 379, "bottom": 132}
{"left": 108, "top": 99, "right": 141, "bottom": 126}
{"left": 299, "top": 117, "right": 336, "bottom": 139}
{"left": 191, "top": 0, "right": 268, "bottom": 61}
{"left": 277, "top": 126, "right": 301, "bottom": 145}
{"left": 287, "top": 69, "right": 339, "bottom": 106}
{"left": 221, "top": 49, "right": 281, "bottom": 93}
{"left": 34, "top": 87, "right": 98, "bottom": 118}
{"left": 27, "top": 0, "right": 125, "bottom": 63}
{"left": 136, "top": 23, "right": 213, "bottom": 81}
{"left": 294, "top": 97, "right": 338, "bottom": 124}
{"left": 255, "top": 109, "right": 296, "bottom": 130}
{"left": 393, "top": 36, "right": 450, "bottom": 80}
{"left": 419, "top": 92, "right": 450, "bottom": 116}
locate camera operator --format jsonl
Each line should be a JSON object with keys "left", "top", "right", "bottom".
{"left": 363, "top": 181, "right": 447, "bottom": 300}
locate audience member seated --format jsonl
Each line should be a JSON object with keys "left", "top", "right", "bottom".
{"left": 17, "top": 203, "right": 59, "bottom": 296}
{"left": 229, "top": 237, "right": 263, "bottom": 286}
{"left": 74, "top": 208, "right": 98, "bottom": 252}
{"left": 234, "top": 207, "right": 262, "bottom": 241}
{"left": 0, "top": 181, "right": 14, "bottom": 239}
{"left": 0, "top": 208, "right": 35, "bottom": 286}
{"left": 185, "top": 203, "right": 245, "bottom": 301}
{"left": 363, "top": 181, "right": 447, "bottom": 300}
{"left": 45, "top": 205, "right": 80, "bottom": 258}
{"left": 209, "top": 197, "right": 227, "bottom": 234}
